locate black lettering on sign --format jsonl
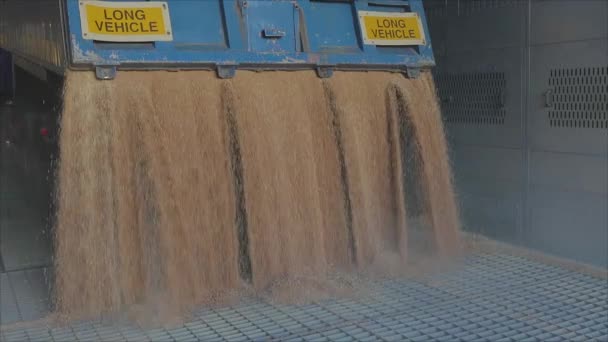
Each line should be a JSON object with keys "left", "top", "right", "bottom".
{"left": 370, "top": 17, "right": 418, "bottom": 40}
{"left": 113, "top": 10, "right": 124, "bottom": 20}
{"left": 124, "top": 10, "right": 135, "bottom": 20}
{"left": 129, "top": 22, "right": 140, "bottom": 32}
{"left": 102, "top": 9, "right": 147, "bottom": 21}
{"left": 141, "top": 22, "right": 149, "bottom": 33}
{"left": 135, "top": 10, "right": 146, "bottom": 20}
{"left": 97, "top": 8, "right": 153, "bottom": 33}
{"left": 104, "top": 21, "right": 114, "bottom": 33}
{"left": 376, "top": 18, "right": 407, "bottom": 29}
{"left": 115, "top": 22, "right": 125, "bottom": 32}
{"left": 149, "top": 22, "right": 158, "bottom": 32}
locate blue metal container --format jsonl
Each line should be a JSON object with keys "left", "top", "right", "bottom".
{"left": 0, "top": 0, "right": 435, "bottom": 79}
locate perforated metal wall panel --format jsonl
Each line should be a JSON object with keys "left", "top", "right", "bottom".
{"left": 427, "top": 0, "right": 528, "bottom": 244}
{"left": 426, "top": 0, "right": 608, "bottom": 267}
{"left": 436, "top": 71, "right": 506, "bottom": 125}
{"left": 436, "top": 52, "right": 524, "bottom": 148}
{"left": 529, "top": 40, "right": 608, "bottom": 156}
{"left": 527, "top": 22, "right": 607, "bottom": 266}
{"left": 547, "top": 67, "right": 607, "bottom": 130}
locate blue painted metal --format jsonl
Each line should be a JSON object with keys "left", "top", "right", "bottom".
{"left": 1, "top": 0, "right": 435, "bottom": 77}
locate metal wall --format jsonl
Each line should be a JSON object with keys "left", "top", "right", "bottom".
{"left": 0, "top": 0, "right": 67, "bottom": 72}
{"left": 426, "top": 0, "right": 607, "bottom": 267}
{"left": 0, "top": 49, "right": 14, "bottom": 99}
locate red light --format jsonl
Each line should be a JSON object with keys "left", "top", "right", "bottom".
{"left": 40, "top": 127, "right": 49, "bottom": 137}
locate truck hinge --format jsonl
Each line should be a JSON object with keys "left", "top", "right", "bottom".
{"left": 95, "top": 66, "right": 117, "bottom": 80}
{"left": 217, "top": 65, "right": 237, "bottom": 79}
{"left": 316, "top": 66, "right": 334, "bottom": 79}
{"left": 405, "top": 67, "right": 421, "bottom": 79}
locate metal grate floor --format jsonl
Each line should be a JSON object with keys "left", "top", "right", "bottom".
{"left": 1, "top": 252, "right": 607, "bottom": 341}
{"left": 1, "top": 268, "right": 52, "bottom": 325}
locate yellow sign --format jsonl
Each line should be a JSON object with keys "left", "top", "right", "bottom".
{"left": 358, "top": 11, "right": 425, "bottom": 46}
{"left": 79, "top": 1, "right": 172, "bottom": 42}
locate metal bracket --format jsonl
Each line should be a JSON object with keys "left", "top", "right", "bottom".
{"left": 217, "top": 65, "right": 237, "bottom": 79}
{"left": 405, "top": 67, "right": 421, "bottom": 79}
{"left": 544, "top": 89, "right": 554, "bottom": 108}
{"left": 95, "top": 66, "right": 117, "bottom": 80}
{"left": 238, "top": 0, "right": 248, "bottom": 13}
{"left": 499, "top": 90, "right": 506, "bottom": 108}
{"left": 316, "top": 66, "right": 334, "bottom": 79}
{"left": 263, "top": 28, "right": 286, "bottom": 38}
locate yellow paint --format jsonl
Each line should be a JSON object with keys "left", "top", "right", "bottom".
{"left": 362, "top": 15, "right": 422, "bottom": 43}
{"left": 84, "top": 3, "right": 168, "bottom": 36}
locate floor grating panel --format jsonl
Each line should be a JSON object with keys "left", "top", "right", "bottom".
{"left": 1, "top": 252, "right": 606, "bottom": 341}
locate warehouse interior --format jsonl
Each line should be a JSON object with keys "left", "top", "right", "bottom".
{"left": 0, "top": 0, "right": 606, "bottom": 341}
